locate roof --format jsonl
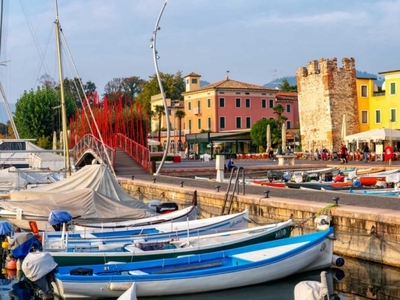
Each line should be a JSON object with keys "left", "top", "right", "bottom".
{"left": 182, "top": 77, "right": 276, "bottom": 95}
{"left": 378, "top": 69, "right": 400, "bottom": 75}
{"left": 276, "top": 91, "right": 298, "bottom": 101}
{"left": 184, "top": 72, "right": 201, "bottom": 78}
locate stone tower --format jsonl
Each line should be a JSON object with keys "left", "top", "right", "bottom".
{"left": 296, "top": 57, "right": 359, "bottom": 153}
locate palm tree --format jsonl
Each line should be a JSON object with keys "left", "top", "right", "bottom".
{"left": 154, "top": 105, "right": 165, "bottom": 143}
{"left": 175, "top": 110, "right": 186, "bottom": 151}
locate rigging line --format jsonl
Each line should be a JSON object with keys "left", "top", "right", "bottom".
{"left": 59, "top": 29, "right": 116, "bottom": 177}
{"left": 19, "top": 0, "right": 53, "bottom": 83}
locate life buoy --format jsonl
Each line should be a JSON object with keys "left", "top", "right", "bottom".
{"left": 29, "top": 221, "right": 42, "bottom": 242}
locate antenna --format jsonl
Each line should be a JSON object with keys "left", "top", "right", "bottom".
{"left": 271, "top": 69, "right": 277, "bottom": 81}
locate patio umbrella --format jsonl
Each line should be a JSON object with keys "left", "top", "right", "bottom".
{"left": 341, "top": 114, "right": 347, "bottom": 143}
{"left": 266, "top": 124, "right": 271, "bottom": 150}
{"left": 281, "top": 123, "right": 287, "bottom": 152}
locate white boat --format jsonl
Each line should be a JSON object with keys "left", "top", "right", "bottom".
{"left": 32, "top": 227, "right": 338, "bottom": 299}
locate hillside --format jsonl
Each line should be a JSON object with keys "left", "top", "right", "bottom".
{"left": 263, "top": 70, "right": 384, "bottom": 89}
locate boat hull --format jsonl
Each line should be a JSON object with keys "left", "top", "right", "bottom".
{"left": 53, "top": 228, "right": 335, "bottom": 298}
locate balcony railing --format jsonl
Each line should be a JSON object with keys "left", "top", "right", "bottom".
{"left": 373, "top": 91, "right": 385, "bottom": 97}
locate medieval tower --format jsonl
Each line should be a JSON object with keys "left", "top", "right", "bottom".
{"left": 296, "top": 57, "right": 359, "bottom": 153}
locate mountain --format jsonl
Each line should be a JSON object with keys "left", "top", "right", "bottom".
{"left": 263, "top": 70, "right": 384, "bottom": 89}
{"left": 0, "top": 102, "right": 16, "bottom": 124}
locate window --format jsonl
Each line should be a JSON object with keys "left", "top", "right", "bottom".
{"left": 167, "top": 109, "right": 171, "bottom": 116}
{"left": 246, "top": 117, "right": 251, "bottom": 128}
{"left": 207, "top": 99, "right": 211, "bottom": 108}
{"left": 236, "top": 92, "right": 241, "bottom": 95}
{"left": 219, "top": 98, "right": 225, "bottom": 107}
{"left": 391, "top": 108, "right": 397, "bottom": 122}
{"left": 192, "top": 78, "right": 197, "bottom": 84}
{"left": 286, "top": 104, "right": 291, "bottom": 113}
{"left": 197, "top": 100, "right": 201, "bottom": 109}
{"left": 236, "top": 117, "right": 241, "bottom": 128}
{"left": 262, "top": 93, "right": 266, "bottom": 95}
{"left": 361, "top": 85, "right": 368, "bottom": 97}
{"left": 375, "top": 110, "right": 381, "bottom": 124}
{"left": 361, "top": 111, "right": 368, "bottom": 124}
{"left": 186, "top": 79, "right": 189, "bottom": 84}
{"left": 198, "top": 118, "right": 202, "bottom": 130}
{"left": 220, "top": 117, "right": 225, "bottom": 129}
{"left": 236, "top": 98, "right": 241, "bottom": 108}
{"left": 188, "top": 119, "right": 192, "bottom": 132}
{"left": 245, "top": 99, "right": 250, "bottom": 108}
{"left": 208, "top": 117, "right": 211, "bottom": 130}
{"left": 390, "top": 82, "right": 396, "bottom": 95}
{"left": 287, "top": 121, "right": 291, "bottom": 129}
{"left": 269, "top": 99, "right": 274, "bottom": 108}
{"left": 262, "top": 99, "right": 266, "bottom": 108}
{"left": 188, "top": 102, "right": 191, "bottom": 110}
{"left": 245, "top": 92, "right": 249, "bottom": 95}
{"left": 220, "top": 92, "right": 225, "bottom": 94}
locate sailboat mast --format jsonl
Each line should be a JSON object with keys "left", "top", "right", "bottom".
{"left": 54, "top": 0, "right": 71, "bottom": 177}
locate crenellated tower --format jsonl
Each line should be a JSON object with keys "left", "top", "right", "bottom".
{"left": 296, "top": 57, "right": 359, "bottom": 153}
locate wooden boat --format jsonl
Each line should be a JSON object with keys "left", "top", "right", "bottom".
{"left": 38, "top": 209, "right": 251, "bottom": 251}
{"left": 252, "top": 180, "right": 286, "bottom": 188}
{"left": 46, "top": 219, "right": 294, "bottom": 266}
{"left": 357, "top": 169, "right": 399, "bottom": 186}
{"left": 46, "top": 227, "right": 336, "bottom": 298}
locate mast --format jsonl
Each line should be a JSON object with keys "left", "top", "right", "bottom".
{"left": 54, "top": 0, "right": 71, "bottom": 177}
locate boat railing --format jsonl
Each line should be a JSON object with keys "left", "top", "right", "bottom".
{"left": 221, "top": 166, "right": 246, "bottom": 215}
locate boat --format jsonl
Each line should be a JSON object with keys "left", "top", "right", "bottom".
{"left": 357, "top": 169, "right": 399, "bottom": 186}
{"left": 24, "top": 227, "right": 338, "bottom": 298}
{"left": 35, "top": 219, "right": 294, "bottom": 266}
{"left": 252, "top": 180, "right": 286, "bottom": 188}
{"left": 29, "top": 209, "right": 251, "bottom": 251}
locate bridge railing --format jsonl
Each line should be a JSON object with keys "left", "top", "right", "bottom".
{"left": 109, "top": 133, "right": 149, "bottom": 170}
{"left": 71, "top": 134, "right": 116, "bottom": 170}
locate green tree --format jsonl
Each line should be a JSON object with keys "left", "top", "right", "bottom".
{"left": 278, "top": 77, "right": 297, "bottom": 92}
{"left": 121, "top": 76, "right": 146, "bottom": 100}
{"left": 250, "top": 118, "right": 277, "bottom": 148}
{"left": 14, "top": 86, "right": 75, "bottom": 143}
{"left": 273, "top": 104, "right": 288, "bottom": 129}
{"left": 154, "top": 105, "right": 165, "bottom": 143}
{"left": 175, "top": 110, "right": 186, "bottom": 151}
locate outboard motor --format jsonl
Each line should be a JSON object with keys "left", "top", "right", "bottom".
{"left": 48, "top": 210, "right": 73, "bottom": 231}
{"left": 22, "top": 252, "right": 58, "bottom": 299}
{"left": 9, "top": 233, "right": 42, "bottom": 260}
{"left": 156, "top": 202, "right": 179, "bottom": 214}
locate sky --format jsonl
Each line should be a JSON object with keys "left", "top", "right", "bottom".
{"left": 0, "top": 0, "right": 399, "bottom": 110}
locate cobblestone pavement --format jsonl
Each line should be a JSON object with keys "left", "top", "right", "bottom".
{"left": 118, "top": 158, "right": 400, "bottom": 212}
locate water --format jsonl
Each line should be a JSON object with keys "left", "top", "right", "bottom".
{"left": 2, "top": 256, "right": 400, "bottom": 299}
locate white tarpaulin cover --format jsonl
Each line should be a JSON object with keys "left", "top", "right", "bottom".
{"left": 344, "top": 128, "right": 400, "bottom": 142}
{"left": 9, "top": 164, "right": 147, "bottom": 207}
{"left": 26, "top": 142, "right": 66, "bottom": 170}
{"left": 0, "top": 167, "right": 60, "bottom": 192}
{"left": 2, "top": 188, "right": 152, "bottom": 222}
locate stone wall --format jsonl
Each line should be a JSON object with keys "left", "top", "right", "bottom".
{"left": 120, "top": 178, "right": 400, "bottom": 268}
{"left": 297, "top": 57, "right": 359, "bottom": 153}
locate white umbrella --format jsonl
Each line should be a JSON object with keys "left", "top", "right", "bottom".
{"left": 281, "top": 123, "right": 287, "bottom": 152}
{"left": 266, "top": 124, "right": 271, "bottom": 150}
{"left": 341, "top": 114, "right": 347, "bottom": 143}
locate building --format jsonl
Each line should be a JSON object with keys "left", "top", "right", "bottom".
{"left": 296, "top": 57, "right": 359, "bottom": 153}
{"left": 182, "top": 72, "right": 299, "bottom": 155}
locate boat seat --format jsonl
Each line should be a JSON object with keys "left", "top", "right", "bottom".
{"left": 128, "top": 270, "right": 149, "bottom": 275}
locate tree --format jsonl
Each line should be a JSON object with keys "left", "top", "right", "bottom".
{"left": 154, "top": 105, "right": 165, "bottom": 142}
{"left": 38, "top": 73, "right": 57, "bottom": 89}
{"left": 175, "top": 110, "right": 186, "bottom": 151}
{"left": 273, "top": 104, "right": 288, "bottom": 129}
{"left": 250, "top": 118, "right": 277, "bottom": 148}
{"left": 278, "top": 77, "right": 297, "bottom": 92}
{"left": 104, "top": 77, "right": 124, "bottom": 102}
{"left": 121, "top": 76, "right": 146, "bottom": 100}
{"left": 13, "top": 86, "right": 75, "bottom": 145}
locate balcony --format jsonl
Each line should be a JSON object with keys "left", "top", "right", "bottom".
{"left": 373, "top": 91, "right": 385, "bottom": 97}
{"left": 193, "top": 107, "right": 201, "bottom": 115}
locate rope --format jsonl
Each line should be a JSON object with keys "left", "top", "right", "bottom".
{"left": 296, "top": 202, "right": 338, "bottom": 227}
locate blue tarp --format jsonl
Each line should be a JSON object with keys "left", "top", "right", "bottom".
{"left": 0, "top": 221, "right": 12, "bottom": 235}
{"left": 10, "top": 233, "right": 42, "bottom": 259}
{"left": 48, "top": 210, "right": 72, "bottom": 225}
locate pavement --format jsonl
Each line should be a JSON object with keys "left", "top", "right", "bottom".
{"left": 117, "top": 156, "right": 400, "bottom": 212}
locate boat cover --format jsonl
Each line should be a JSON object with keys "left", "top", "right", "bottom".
{"left": 48, "top": 210, "right": 72, "bottom": 225}
{"left": 22, "top": 252, "right": 58, "bottom": 282}
{"left": 9, "top": 233, "right": 42, "bottom": 259}
{"left": 0, "top": 221, "right": 12, "bottom": 235}
{"left": 1, "top": 188, "right": 153, "bottom": 222}
{"left": 8, "top": 164, "right": 148, "bottom": 208}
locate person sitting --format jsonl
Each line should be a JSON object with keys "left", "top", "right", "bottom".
{"left": 227, "top": 158, "right": 235, "bottom": 172}
{"left": 268, "top": 148, "right": 274, "bottom": 160}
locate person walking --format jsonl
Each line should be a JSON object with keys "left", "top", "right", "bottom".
{"left": 384, "top": 142, "right": 394, "bottom": 165}
{"left": 363, "top": 143, "right": 370, "bottom": 162}
{"left": 227, "top": 157, "right": 235, "bottom": 172}
{"left": 339, "top": 144, "right": 346, "bottom": 164}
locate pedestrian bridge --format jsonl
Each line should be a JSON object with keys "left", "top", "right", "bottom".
{"left": 71, "top": 134, "right": 150, "bottom": 176}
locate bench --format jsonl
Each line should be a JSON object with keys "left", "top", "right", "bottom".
{"left": 276, "top": 155, "right": 296, "bottom": 166}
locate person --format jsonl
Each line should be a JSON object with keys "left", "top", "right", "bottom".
{"left": 268, "top": 147, "right": 274, "bottom": 160}
{"left": 363, "top": 143, "right": 370, "bottom": 162}
{"left": 344, "top": 146, "right": 348, "bottom": 163}
{"left": 384, "top": 143, "right": 394, "bottom": 165}
{"left": 339, "top": 144, "right": 346, "bottom": 164}
{"left": 314, "top": 148, "right": 319, "bottom": 160}
{"left": 227, "top": 157, "right": 235, "bottom": 172}
{"left": 321, "top": 148, "right": 327, "bottom": 161}
{"left": 277, "top": 145, "right": 283, "bottom": 156}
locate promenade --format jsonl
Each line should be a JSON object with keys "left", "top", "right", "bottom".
{"left": 118, "top": 157, "right": 400, "bottom": 212}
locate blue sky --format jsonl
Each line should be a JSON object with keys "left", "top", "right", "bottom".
{"left": 0, "top": 0, "right": 399, "bottom": 109}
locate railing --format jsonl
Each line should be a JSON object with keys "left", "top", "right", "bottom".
{"left": 109, "top": 133, "right": 150, "bottom": 171}
{"left": 71, "top": 134, "right": 116, "bottom": 170}
{"left": 373, "top": 91, "right": 385, "bottom": 97}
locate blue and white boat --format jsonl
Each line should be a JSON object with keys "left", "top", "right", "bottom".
{"left": 35, "top": 227, "right": 339, "bottom": 299}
